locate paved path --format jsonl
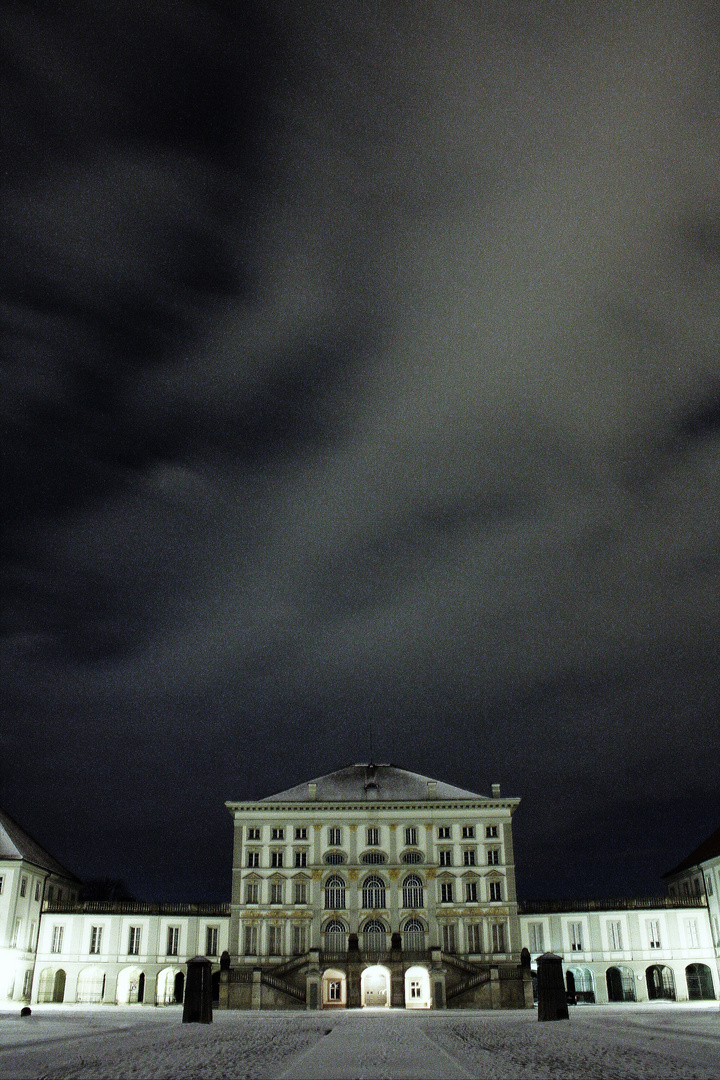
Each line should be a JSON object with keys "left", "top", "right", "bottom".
{"left": 278, "top": 1012, "right": 474, "bottom": 1080}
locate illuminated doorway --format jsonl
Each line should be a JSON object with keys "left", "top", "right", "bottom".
{"left": 404, "top": 965, "right": 431, "bottom": 1009}
{"left": 361, "top": 964, "right": 391, "bottom": 1007}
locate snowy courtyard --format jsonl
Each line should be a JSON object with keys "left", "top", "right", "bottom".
{"left": 2, "top": 1003, "right": 720, "bottom": 1079}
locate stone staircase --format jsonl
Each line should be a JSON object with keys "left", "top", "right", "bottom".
{"left": 260, "top": 969, "right": 306, "bottom": 1002}
{"left": 442, "top": 953, "right": 493, "bottom": 1002}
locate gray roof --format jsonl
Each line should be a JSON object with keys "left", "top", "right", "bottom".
{"left": 0, "top": 806, "right": 80, "bottom": 881}
{"left": 258, "top": 764, "right": 490, "bottom": 803}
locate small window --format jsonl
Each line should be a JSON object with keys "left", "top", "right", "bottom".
{"left": 271, "top": 882, "right": 284, "bottom": 904}
{"left": 245, "top": 881, "right": 259, "bottom": 904}
{"left": 442, "top": 923, "right": 456, "bottom": 952}
{"left": 362, "top": 875, "right": 386, "bottom": 909}
{"left": 271, "top": 828, "right": 284, "bottom": 841}
{"left": 292, "top": 924, "right": 306, "bottom": 954}
{"left": 269, "top": 925, "right": 283, "bottom": 954}
{"left": 247, "top": 851, "right": 260, "bottom": 868}
{"left": 489, "top": 881, "right": 502, "bottom": 901}
{"left": 361, "top": 851, "right": 387, "bottom": 864}
{"left": 440, "top": 881, "right": 454, "bottom": 903}
{"left": 485, "top": 825, "right": 498, "bottom": 838}
{"left": 438, "top": 826, "right": 451, "bottom": 839}
{"left": 0, "top": 876, "right": 3, "bottom": 895}
{"left": 439, "top": 849, "right": 452, "bottom": 866}
{"left": 465, "top": 881, "right": 478, "bottom": 902}
{"left": 294, "top": 827, "right": 307, "bottom": 840}
{"left": 325, "top": 876, "right": 346, "bottom": 910}
{"left": 128, "top": 926, "right": 141, "bottom": 955}
{"left": 367, "top": 827, "right": 379, "bottom": 846}
{"left": 167, "top": 926, "right": 180, "bottom": 956}
{"left": 244, "top": 925, "right": 258, "bottom": 954}
{"left": 467, "top": 922, "right": 482, "bottom": 952}
{"left": 608, "top": 920, "right": 623, "bottom": 950}
{"left": 294, "top": 881, "right": 308, "bottom": 905}
{"left": 51, "top": 925, "right": 64, "bottom": 953}
{"left": 706, "top": 876, "right": 714, "bottom": 897}
{"left": 56, "top": 889, "right": 62, "bottom": 902}
{"left": 487, "top": 848, "right": 500, "bottom": 865}
{"left": 34, "top": 881, "right": 40, "bottom": 901}
{"left": 20, "top": 877, "right": 27, "bottom": 898}
{"left": 328, "top": 979, "right": 342, "bottom": 999}
{"left": 491, "top": 922, "right": 505, "bottom": 952}
{"left": 461, "top": 826, "right": 475, "bottom": 839}
{"left": 528, "top": 922, "right": 544, "bottom": 953}
{"left": 405, "top": 827, "right": 418, "bottom": 846}
{"left": 463, "top": 850, "right": 476, "bottom": 866}
{"left": 568, "top": 921, "right": 583, "bottom": 951}
{"left": 685, "top": 918, "right": 699, "bottom": 948}
{"left": 247, "top": 827, "right": 260, "bottom": 840}
{"left": 47, "top": 885, "right": 54, "bottom": 901}
{"left": 295, "top": 851, "right": 307, "bottom": 867}
{"left": 401, "top": 851, "right": 423, "bottom": 864}
{"left": 206, "top": 926, "right": 219, "bottom": 956}
{"left": 23, "top": 970, "right": 33, "bottom": 998}
{"left": 90, "top": 925, "right": 103, "bottom": 954}
{"left": 324, "top": 852, "right": 345, "bottom": 865}
{"left": 647, "top": 919, "right": 661, "bottom": 949}
{"left": 328, "top": 827, "right": 342, "bottom": 846}
{"left": 271, "top": 851, "right": 283, "bottom": 868}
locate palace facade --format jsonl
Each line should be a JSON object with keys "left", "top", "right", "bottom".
{"left": 1, "top": 764, "right": 719, "bottom": 1009}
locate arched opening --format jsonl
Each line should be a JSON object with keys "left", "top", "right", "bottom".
{"left": 156, "top": 967, "right": 184, "bottom": 1006}
{"left": 606, "top": 965, "right": 636, "bottom": 1002}
{"left": 362, "top": 875, "right": 386, "bottom": 910}
{"left": 76, "top": 967, "right": 105, "bottom": 1004}
{"left": 174, "top": 971, "right": 185, "bottom": 1004}
{"left": 686, "top": 964, "right": 715, "bottom": 1001}
{"left": 361, "top": 964, "right": 391, "bottom": 1008}
{"left": 116, "top": 966, "right": 144, "bottom": 1005}
{"left": 323, "top": 919, "right": 347, "bottom": 954}
{"left": 321, "top": 968, "right": 347, "bottom": 1008}
{"left": 37, "top": 968, "right": 55, "bottom": 1004}
{"left": 646, "top": 965, "right": 676, "bottom": 1001}
{"left": 52, "top": 969, "right": 66, "bottom": 1003}
{"left": 361, "top": 919, "right": 387, "bottom": 956}
{"left": 566, "top": 966, "right": 595, "bottom": 1004}
{"left": 404, "top": 965, "right": 431, "bottom": 1009}
{"left": 403, "top": 918, "right": 426, "bottom": 953}
{"left": 402, "top": 875, "right": 424, "bottom": 909}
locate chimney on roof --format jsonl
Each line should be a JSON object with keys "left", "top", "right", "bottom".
{"left": 427, "top": 781, "right": 437, "bottom": 798}
{"left": 308, "top": 782, "right": 317, "bottom": 801}
{"left": 491, "top": 783, "right": 501, "bottom": 798}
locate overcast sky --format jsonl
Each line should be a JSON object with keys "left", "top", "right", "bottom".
{"left": 3, "top": 0, "right": 720, "bottom": 902}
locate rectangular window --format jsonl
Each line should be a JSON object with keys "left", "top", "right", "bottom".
{"left": 34, "top": 881, "right": 40, "bottom": 901}
{"left": 608, "top": 920, "right": 623, "bottom": 950}
{"left": 440, "top": 881, "right": 454, "bottom": 903}
{"left": 465, "top": 881, "right": 478, "bottom": 902}
{"left": 328, "top": 827, "right": 341, "bottom": 846}
{"left": 23, "top": 970, "right": 33, "bottom": 998}
{"left": 292, "top": 924, "right": 306, "bottom": 954}
{"left": 294, "top": 827, "right": 307, "bottom": 840}
{"left": 47, "top": 885, "right": 54, "bottom": 901}
{"left": 0, "top": 876, "right": 3, "bottom": 894}
{"left": 245, "top": 880, "right": 259, "bottom": 904}
{"left": 442, "top": 923, "right": 456, "bottom": 952}
{"left": 12, "top": 919, "right": 21, "bottom": 947}
{"left": 489, "top": 881, "right": 502, "bottom": 901}
{"left": 244, "top": 925, "right": 258, "bottom": 954}
{"left": 247, "top": 851, "right": 260, "bottom": 868}
{"left": 705, "top": 874, "right": 713, "bottom": 896}
{"left": 20, "top": 876, "right": 27, "bottom": 898}
{"left": 167, "top": 926, "right": 180, "bottom": 956}
{"left": 491, "top": 922, "right": 506, "bottom": 952}
{"left": 206, "top": 926, "right": 219, "bottom": 956}
{"left": 271, "top": 828, "right": 284, "bottom": 840}
{"left": 439, "top": 849, "right": 452, "bottom": 866}
{"left": 686, "top": 918, "right": 699, "bottom": 948}
{"left": 712, "top": 915, "right": 720, "bottom": 947}
{"left": 271, "top": 851, "right": 283, "bottom": 868}
{"left": 528, "top": 923, "right": 544, "bottom": 954}
{"left": 128, "top": 926, "right": 141, "bottom": 955}
{"left": 294, "top": 881, "right": 308, "bottom": 905}
{"left": 51, "top": 925, "right": 64, "bottom": 953}
{"left": 90, "top": 925, "right": 103, "bottom": 954}
{"left": 467, "top": 923, "right": 482, "bottom": 953}
{"left": 647, "top": 919, "right": 661, "bottom": 949}
{"left": 268, "top": 925, "right": 283, "bottom": 954}
{"left": 367, "top": 827, "right": 379, "bottom": 846}
{"left": 328, "top": 979, "right": 342, "bottom": 1000}
{"left": 487, "top": 848, "right": 500, "bottom": 865}
{"left": 485, "top": 825, "right": 498, "bottom": 838}
{"left": 247, "top": 827, "right": 260, "bottom": 840}
{"left": 295, "top": 851, "right": 307, "bottom": 867}
{"left": 29, "top": 921, "right": 37, "bottom": 950}
{"left": 463, "top": 850, "right": 476, "bottom": 866}
{"left": 271, "top": 882, "right": 284, "bottom": 904}
{"left": 461, "top": 826, "right": 475, "bottom": 839}
{"left": 405, "top": 827, "right": 418, "bottom": 846}
{"left": 438, "top": 826, "right": 451, "bottom": 839}
{"left": 569, "top": 922, "right": 583, "bottom": 951}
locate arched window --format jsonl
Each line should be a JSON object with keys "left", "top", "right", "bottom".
{"left": 324, "top": 920, "right": 347, "bottom": 952}
{"left": 362, "top": 875, "right": 386, "bottom": 909}
{"left": 402, "top": 851, "right": 423, "bottom": 864}
{"left": 324, "top": 875, "right": 345, "bottom": 910}
{"left": 362, "top": 919, "right": 386, "bottom": 952}
{"left": 402, "top": 875, "right": 424, "bottom": 909}
{"left": 361, "top": 851, "right": 387, "bottom": 864}
{"left": 324, "top": 852, "right": 345, "bottom": 865}
{"left": 403, "top": 918, "right": 426, "bottom": 952}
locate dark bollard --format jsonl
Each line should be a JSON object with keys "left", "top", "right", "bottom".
{"left": 20, "top": 1006, "right": 31, "bottom": 1017}
{"left": 220, "top": 950, "right": 230, "bottom": 972}
{"left": 520, "top": 947, "right": 531, "bottom": 970}
{"left": 537, "top": 953, "right": 569, "bottom": 1022}
{"left": 183, "top": 956, "right": 213, "bottom": 1024}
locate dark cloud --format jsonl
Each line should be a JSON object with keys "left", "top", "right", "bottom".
{"left": 2, "top": 1, "right": 720, "bottom": 901}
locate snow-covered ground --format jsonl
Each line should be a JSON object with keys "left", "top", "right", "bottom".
{"left": 1, "top": 1003, "right": 719, "bottom": 1079}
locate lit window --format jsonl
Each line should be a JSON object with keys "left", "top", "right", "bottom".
{"left": 245, "top": 881, "right": 259, "bottom": 904}
{"left": 206, "top": 927, "right": 219, "bottom": 956}
{"left": 463, "top": 850, "right": 476, "bottom": 866}
{"left": 128, "top": 926, "right": 141, "bottom": 955}
{"left": 90, "top": 926, "right": 103, "bottom": 954}
{"left": 325, "top": 876, "right": 346, "bottom": 910}
{"left": 439, "top": 849, "right": 452, "bottom": 866}
{"left": 167, "top": 926, "right": 180, "bottom": 956}
{"left": 462, "top": 826, "right": 475, "bottom": 839}
{"left": 51, "top": 925, "right": 64, "bottom": 953}
{"left": 465, "top": 881, "right": 478, "bottom": 902}
{"left": 294, "top": 827, "right": 307, "bottom": 840}
{"left": 405, "top": 827, "right": 418, "bottom": 846}
{"left": 367, "top": 828, "right": 379, "bottom": 846}
{"left": 410, "top": 980, "right": 422, "bottom": 998}
{"left": 489, "top": 881, "right": 502, "bottom": 901}
{"left": 440, "top": 881, "right": 453, "bottom": 903}
{"left": 328, "top": 979, "right": 342, "bottom": 1000}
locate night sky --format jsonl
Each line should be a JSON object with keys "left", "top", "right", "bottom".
{"left": 3, "top": 1, "right": 720, "bottom": 904}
